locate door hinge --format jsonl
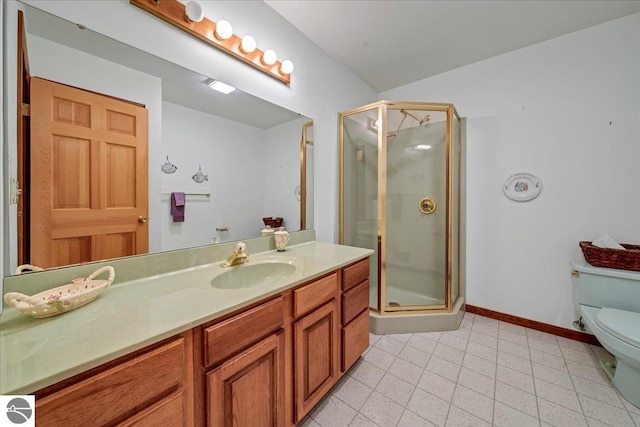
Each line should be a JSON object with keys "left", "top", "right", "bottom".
{"left": 21, "top": 103, "right": 30, "bottom": 117}
{"left": 10, "top": 178, "right": 22, "bottom": 204}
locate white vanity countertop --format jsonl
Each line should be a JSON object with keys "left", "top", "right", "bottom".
{"left": 0, "top": 241, "right": 373, "bottom": 394}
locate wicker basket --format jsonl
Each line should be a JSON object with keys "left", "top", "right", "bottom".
{"left": 263, "top": 217, "right": 283, "bottom": 228}
{"left": 579, "top": 241, "right": 640, "bottom": 271}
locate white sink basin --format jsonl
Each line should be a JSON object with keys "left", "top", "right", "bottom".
{"left": 211, "top": 261, "right": 297, "bottom": 289}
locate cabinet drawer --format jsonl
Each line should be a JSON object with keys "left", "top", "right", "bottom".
{"left": 293, "top": 273, "right": 337, "bottom": 318}
{"left": 342, "top": 310, "right": 370, "bottom": 372}
{"left": 342, "top": 258, "right": 369, "bottom": 291}
{"left": 204, "top": 296, "right": 283, "bottom": 367}
{"left": 36, "top": 338, "right": 185, "bottom": 427}
{"left": 342, "top": 279, "right": 369, "bottom": 325}
{"left": 117, "top": 390, "right": 184, "bottom": 427}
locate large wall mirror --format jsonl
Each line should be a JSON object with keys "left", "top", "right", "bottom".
{"left": 7, "top": 4, "right": 313, "bottom": 275}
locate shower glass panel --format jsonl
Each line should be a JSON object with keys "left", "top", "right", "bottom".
{"left": 340, "top": 101, "right": 462, "bottom": 315}
{"left": 341, "top": 107, "right": 379, "bottom": 309}
{"left": 383, "top": 108, "right": 448, "bottom": 311}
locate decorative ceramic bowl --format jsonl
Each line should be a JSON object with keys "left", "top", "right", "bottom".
{"left": 4, "top": 266, "right": 115, "bottom": 318}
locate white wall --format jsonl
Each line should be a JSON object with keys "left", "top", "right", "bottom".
{"left": 263, "top": 117, "right": 309, "bottom": 231}
{"left": 160, "top": 102, "right": 266, "bottom": 248}
{"left": 18, "top": 0, "right": 378, "bottom": 244}
{"left": 380, "top": 14, "right": 640, "bottom": 329}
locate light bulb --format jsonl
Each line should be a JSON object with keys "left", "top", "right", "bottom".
{"left": 280, "top": 60, "right": 294, "bottom": 75}
{"left": 185, "top": 1, "right": 204, "bottom": 22}
{"left": 262, "top": 49, "right": 277, "bottom": 66}
{"left": 241, "top": 35, "right": 256, "bottom": 53}
{"left": 214, "top": 20, "right": 233, "bottom": 40}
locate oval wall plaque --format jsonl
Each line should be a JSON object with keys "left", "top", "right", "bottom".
{"left": 503, "top": 173, "right": 542, "bottom": 201}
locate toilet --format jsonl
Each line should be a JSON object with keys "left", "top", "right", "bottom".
{"left": 571, "top": 259, "right": 640, "bottom": 407}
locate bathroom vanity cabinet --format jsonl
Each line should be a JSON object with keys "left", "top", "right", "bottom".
{"left": 33, "top": 257, "right": 370, "bottom": 427}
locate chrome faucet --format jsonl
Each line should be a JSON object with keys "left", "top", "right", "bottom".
{"left": 220, "top": 242, "right": 249, "bottom": 268}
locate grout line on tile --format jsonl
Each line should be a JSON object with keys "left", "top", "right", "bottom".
{"left": 526, "top": 322, "right": 542, "bottom": 422}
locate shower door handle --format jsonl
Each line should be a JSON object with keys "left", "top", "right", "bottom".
{"left": 419, "top": 197, "right": 437, "bottom": 215}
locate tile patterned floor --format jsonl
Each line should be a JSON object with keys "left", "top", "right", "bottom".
{"left": 302, "top": 312, "right": 640, "bottom": 427}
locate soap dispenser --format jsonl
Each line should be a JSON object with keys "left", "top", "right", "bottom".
{"left": 274, "top": 227, "right": 290, "bottom": 251}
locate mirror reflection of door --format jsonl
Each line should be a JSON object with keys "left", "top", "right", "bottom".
{"left": 28, "top": 77, "right": 149, "bottom": 268}
{"left": 17, "top": 11, "right": 30, "bottom": 266}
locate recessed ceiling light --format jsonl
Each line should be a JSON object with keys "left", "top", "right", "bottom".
{"left": 207, "top": 80, "right": 236, "bottom": 94}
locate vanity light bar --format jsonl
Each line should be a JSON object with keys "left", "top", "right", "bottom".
{"left": 130, "top": 0, "right": 293, "bottom": 85}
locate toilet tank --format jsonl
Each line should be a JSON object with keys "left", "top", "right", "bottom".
{"left": 571, "top": 259, "right": 640, "bottom": 312}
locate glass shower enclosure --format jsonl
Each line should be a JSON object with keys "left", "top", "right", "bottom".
{"left": 340, "top": 101, "right": 462, "bottom": 314}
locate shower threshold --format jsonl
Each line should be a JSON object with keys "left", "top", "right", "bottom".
{"left": 370, "top": 296, "right": 465, "bottom": 334}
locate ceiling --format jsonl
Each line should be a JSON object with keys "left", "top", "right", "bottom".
{"left": 266, "top": 0, "right": 640, "bottom": 92}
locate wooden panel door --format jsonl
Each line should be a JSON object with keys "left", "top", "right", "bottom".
{"left": 207, "top": 332, "right": 285, "bottom": 427}
{"left": 294, "top": 300, "right": 339, "bottom": 423}
{"left": 30, "top": 77, "right": 148, "bottom": 268}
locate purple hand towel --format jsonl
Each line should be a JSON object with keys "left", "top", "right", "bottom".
{"left": 171, "top": 192, "right": 185, "bottom": 222}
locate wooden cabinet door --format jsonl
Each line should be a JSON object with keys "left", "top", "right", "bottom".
{"left": 207, "top": 332, "right": 285, "bottom": 427}
{"left": 30, "top": 77, "right": 148, "bottom": 268}
{"left": 294, "top": 300, "right": 339, "bottom": 423}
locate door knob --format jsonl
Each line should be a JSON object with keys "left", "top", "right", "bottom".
{"left": 137, "top": 216, "right": 148, "bottom": 223}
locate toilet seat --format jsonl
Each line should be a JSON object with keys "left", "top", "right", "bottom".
{"left": 596, "top": 308, "right": 640, "bottom": 348}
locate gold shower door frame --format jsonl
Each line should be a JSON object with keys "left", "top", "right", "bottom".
{"left": 339, "top": 101, "right": 461, "bottom": 315}
{"left": 300, "top": 121, "right": 313, "bottom": 230}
